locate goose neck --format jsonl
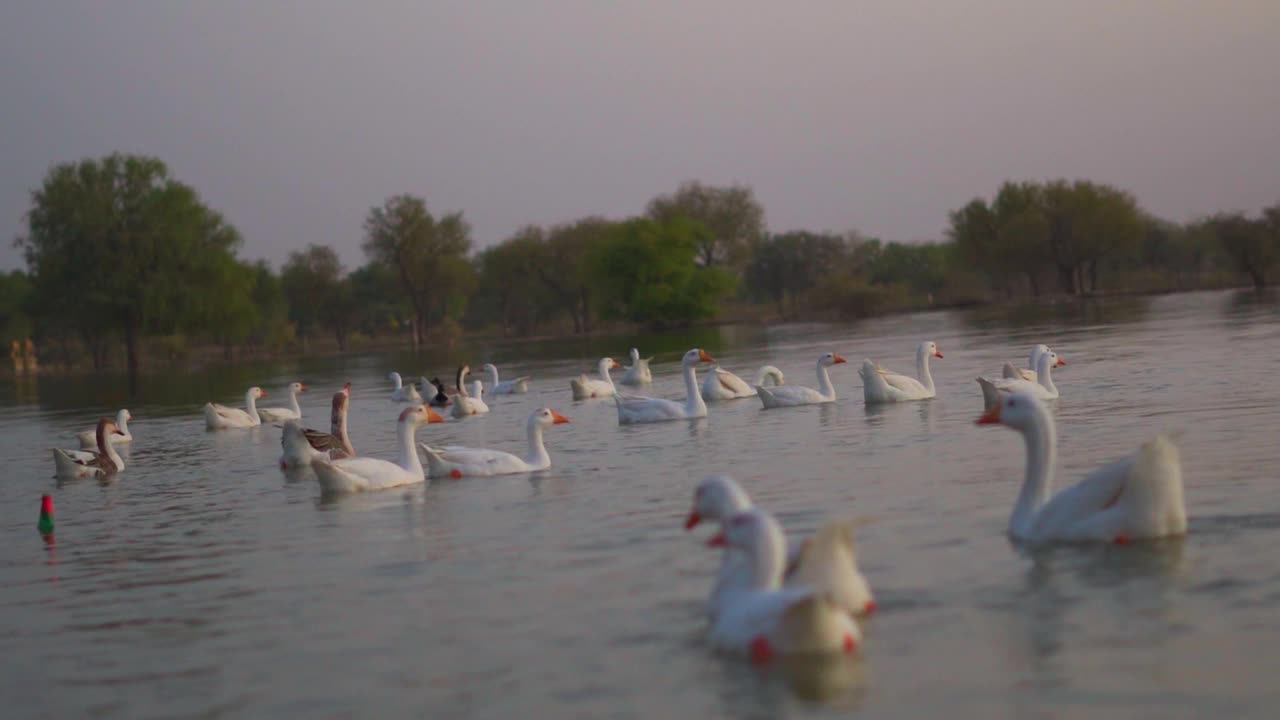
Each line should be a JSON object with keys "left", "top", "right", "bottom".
{"left": 815, "top": 360, "right": 836, "bottom": 399}
{"left": 683, "top": 361, "right": 707, "bottom": 414}
{"left": 245, "top": 389, "right": 260, "bottom": 421}
{"left": 1035, "top": 355, "right": 1058, "bottom": 394}
{"left": 916, "top": 344, "right": 935, "bottom": 393}
{"left": 396, "top": 420, "right": 424, "bottom": 476}
{"left": 1011, "top": 402, "right": 1057, "bottom": 538}
{"left": 524, "top": 417, "right": 550, "bottom": 468}
{"left": 748, "top": 514, "right": 788, "bottom": 590}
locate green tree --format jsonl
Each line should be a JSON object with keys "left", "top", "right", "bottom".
{"left": 745, "top": 231, "right": 848, "bottom": 315}
{"left": 281, "top": 244, "right": 343, "bottom": 350}
{"left": 646, "top": 181, "right": 765, "bottom": 270}
{"left": 348, "top": 262, "right": 409, "bottom": 338}
{"left": 536, "top": 217, "right": 610, "bottom": 333}
{"left": 472, "top": 228, "right": 556, "bottom": 335}
{"left": 590, "top": 217, "right": 735, "bottom": 327}
{"left": 1204, "top": 210, "right": 1277, "bottom": 290}
{"left": 0, "top": 271, "right": 34, "bottom": 344}
{"left": 19, "top": 153, "right": 246, "bottom": 380}
{"left": 361, "top": 195, "right": 471, "bottom": 348}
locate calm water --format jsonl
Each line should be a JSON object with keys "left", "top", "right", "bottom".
{"left": 3, "top": 289, "right": 1280, "bottom": 719}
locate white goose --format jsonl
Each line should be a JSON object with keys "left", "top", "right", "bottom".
{"left": 701, "top": 364, "right": 785, "bottom": 401}
{"left": 421, "top": 407, "right": 570, "bottom": 478}
{"left": 257, "top": 381, "right": 309, "bottom": 422}
{"left": 619, "top": 348, "right": 653, "bottom": 387}
{"left": 615, "top": 348, "right": 714, "bottom": 424}
{"left": 705, "top": 509, "right": 862, "bottom": 662}
{"left": 1002, "top": 344, "right": 1062, "bottom": 382}
{"left": 687, "top": 475, "right": 875, "bottom": 621}
{"left": 310, "top": 404, "right": 444, "bottom": 494}
{"left": 54, "top": 417, "right": 127, "bottom": 479}
{"left": 280, "top": 384, "right": 355, "bottom": 470}
{"left": 482, "top": 363, "right": 530, "bottom": 395}
{"left": 468, "top": 379, "right": 491, "bottom": 413}
{"left": 860, "top": 341, "right": 942, "bottom": 404}
{"left": 757, "top": 353, "right": 846, "bottom": 408}
{"left": 976, "top": 391, "right": 1186, "bottom": 545}
{"left": 204, "top": 387, "right": 268, "bottom": 430}
{"left": 450, "top": 366, "right": 490, "bottom": 418}
{"left": 77, "top": 409, "right": 132, "bottom": 449}
{"left": 570, "top": 357, "right": 621, "bottom": 400}
{"left": 389, "top": 372, "right": 422, "bottom": 403}
{"left": 978, "top": 349, "right": 1064, "bottom": 408}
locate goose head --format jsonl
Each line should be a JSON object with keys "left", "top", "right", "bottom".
{"left": 481, "top": 363, "right": 498, "bottom": 376}
{"left": 683, "top": 348, "right": 715, "bottom": 366}
{"left": 531, "top": 407, "right": 570, "bottom": 429}
{"left": 599, "top": 357, "right": 622, "bottom": 373}
{"left": 331, "top": 390, "right": 349, "bottom": 413}
{"left": 630, "top": 348, "right": 640, "bottom": 362}
{"left": 685, "top": 475, "right": 752, "bottom": 529}
{"left": 388, "top": 371, "right": 402, "bottom": 384}
{"left": 118, "top": 409, "right": 133, "bottom": 423}
{"left": 399, "top": 404, "right": 446, "bottom": 427}
{"left": 340, "top": 381, "right": 352, "bottom": 397}
{"left": 819, "top": 352, "right": 847, "bottom": 367}
{"left": 921, "top": 341, "right": 943, "bottom": 359}
{"left": 976, "top": 390, "right": 1043, "bottom": 431}
{"left": 288, "top": 381, "right": 309, "bottom": 395}
{"left": 1036, "top": 350, "right": 1063, "bottom": 374}
{"left": 250, "top": 386, "right": 267, "bottom": 399}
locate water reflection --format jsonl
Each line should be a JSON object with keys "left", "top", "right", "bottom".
{"left": 960, "top": 295, "right": 1151, "bottom": 332}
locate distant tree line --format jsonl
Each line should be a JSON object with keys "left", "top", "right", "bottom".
{"left": 4, "top": 153, "right": 1278, "bottom": 378}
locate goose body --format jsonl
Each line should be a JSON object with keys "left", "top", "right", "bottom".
{"left": 54, "top": 418, "right": 127, "bottom": 479}
{"left": 421, "top": 408, "right": 569, "bottom": 478}
{"left": 978, "top": 350, "right": 1064, "bottom": 408}
{"left": 687, "top": 475, "right": 874, "bottom": 621}
{"left": 619, "top": 348, "right": 653, "bottom": 387}
{"left": 860, "top": 341, "right": 942, "bottom": 404}
{"left": 570, "top": 357, "right": 621, "bottom": 400}
{"left": 482, "top": 363, "right": 530, "bottom": 395}
{"left": 977, "top": 391, "right": 1186, "bottom": 545}
{"left": 78, "top": 409, "right": 132, "bottom": 448}
{"left": 389, "top": 372, "right": 422, "bottom": 403}
{"left": 757, "top": 353, "right": 846, "bottom": 408}
{"left": 705, "top": 509, "right": 861, "bottom": 661}
{"left": 204, "top": 387, "right": 267, "bottom": 429}
{"left": 280, "top": 384, "right": 355, "bottom": 470}
{"left": 450, "top": 366, "right": 490, "bottom": 418}
{"left": 615, "top": 349, "right": 713, "bottom": 423}
{"left": 257, "top": 382, "right": 308, "bottom": 422}
{"left": 701, "top": 364, "right": 784, "bottom": 401}
{"left": 310, "top": 405, "right": 443, "bottom": 494}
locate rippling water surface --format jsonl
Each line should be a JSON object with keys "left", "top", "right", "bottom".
{"left": 3, "top": 290, "right": 1280, "bottom": 718}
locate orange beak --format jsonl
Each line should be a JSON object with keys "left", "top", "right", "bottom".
{"left": 934, "top": 349, "right": 944, "bottom": 359}
{"left": 684, "top": 510, "right": 701, "bottom": 530}
{"left": 706, "top": 530, "right": 726, "bottom": 547}
{"left": 1056, "top": 357, "right": 1066, "bottom": 367}
{"left": 610, "top": 359, "right": 622, "bottom": 369}
{"left": 258, "top": 390, "right": 268, "bottom": 397}
{"left": 342, "top": 382, "right": 352, "bottom": 393}
{"left": 832, "top": 353, "right": 847, "bottom": 364}
{"left": 550, "top": 409, "right": 570, "bottom": 424}
{"left": 299, "top": 383, "right": 309, "bottom": 392}
{"left": 698, "top": 349, "right": 714, "bottom": 362}
{"left": 425, "top": 408, "right": 445, "bottom": 423}
{"left": 976, "top": 404, "right": 1002, "bottom": 425}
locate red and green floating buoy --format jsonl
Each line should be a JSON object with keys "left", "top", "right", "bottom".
{"left": 37, "top": 494, "right": 54, "bottom": 537}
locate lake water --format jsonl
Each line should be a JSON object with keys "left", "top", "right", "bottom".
{"left": 3, "top": 289, "right": 1279, "bottom": 719}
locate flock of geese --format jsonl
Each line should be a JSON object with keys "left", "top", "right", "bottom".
{"left": 50, "top": 340, "right": 1188, "bottom": 664}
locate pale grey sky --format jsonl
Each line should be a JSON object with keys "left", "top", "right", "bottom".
{"left": 2, "top": 1, "right": 1278, "bottom": 271}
